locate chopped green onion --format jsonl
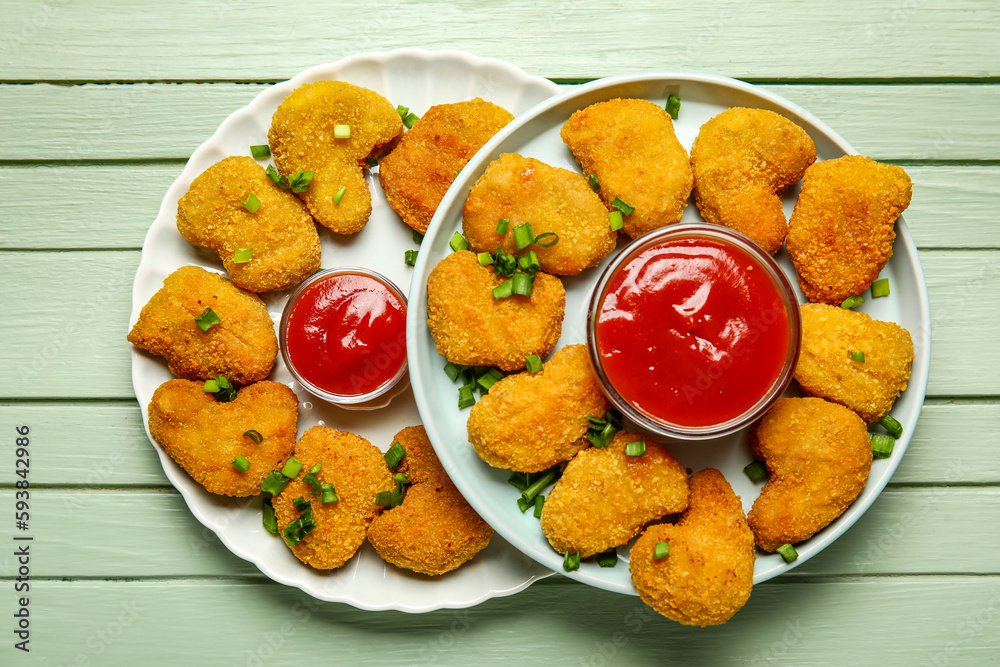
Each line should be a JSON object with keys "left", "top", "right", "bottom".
{"left": 625, "top": 439, "right": 646, "bottom": 457}
{"left": 262, "top": 497, "right": 278, "bottom": 535}
{"left": 512, "top": 271, "right": 534, "bottom": 296}
{"left": 521, "top": 470, "right": 556, "bottom": 504}
{"left": 393, "top": 472, "right": 410, "bottom": 485}
{"left": 508, "top": 471, "right": 529, "bottom": 492}
{"left": 384, "top": 441, "right": 406, "bottom": 470}
{"left": 261, "top": 470, "right": 289, "bottom": 496}
{"left": 525, "top": 354, "right": 543, "bottom": 374}
{"left": 292, "top": 496, "right": 310, "bottom": 512}
{"left": 302, "top": 472, "right": 321, "bottom": 496}
{"left": 588, "top": 173, "right": 600, "bottom": 191}
{"left": 396, "top": 105, "right": 409, "bottom": 118}
{"left": 243, "top": 429, "right": 263, "bottom": 444}
{"left": 332, "top": 185, "right": 346, "bottom": 205}
{"left": 563, "top": 551, "right": 581, "bottom": 572}
{"left": 287, "top": 168, "right": 314, "bottom": 193}
{"left": 234, "top": 247, "right": 254, "bottom": 263}
{"left": 449, "top": 231, "right": 469, "bottom": 252}
{"left": 195, "top": 308, "right": 221, "bottom": 333}
{"left": 412, "top": 230, "right": 424, "bottom": 244}
{"left": 250, "top": 144, "right": 270, "bottom": 159}
{"left": 850, "top": 350, "right": 866, "bottom": 363}
{"left": 283, "top": 505, "right": 316, "bottom": 546}
{"left": 517, "top": 496, "right": 532, "bottom": 513}
{"left": 492, "top": 278, "right": 514, "bottom": 300}
{"left": 609, "top": 210, "right": 624, "bottom": 231}
{"left": 776, "top": 543, "right": 798, "bottom": 562}
{"left": 404, "top": 249, "right": 418, "bottom": 266}
{"left": 203, "top": 378, "right": 219, "bottom": 393}
{"left": 310, "top": 464, "right": 321, "bottom": 474}
{"left": 443, "top": 362, "right": 467, "bottom": 383}
{"left": 496, "top": 218, "right": 510, "bottom": 235}
{"left": 513, "top": 223, "right": 535, "bottom": 250}
{"left": 611, "top": 197, "right": 635, "bottom": 216}
{"left": 743, "top": 460, "right": 768, "bottom": 482}
{"left": 653, "top": 541, "right": 670, "bottom": 559}
{"left": 841, "top": 295, "right": 865, "bottom": 309}
{"left": 665, "top": 93, "right": 681, "bottom": 120}
{"left": 403, "top": 112, "right": 419, "bottom": 129}
{"left": 477, "top": 371, "right": 502, "bottom": 392}
{"left": 231, "top": 454, "right": 250, "bottom": 472}
{"left": 242, "top": 192, "right": 261, "bottom": 213}
{"left": 871, "top": 278, "right": 891, "bottom": 298}
{"left": 204, "top": 375, "right": 236, "bottom": 402}
{"left": 281, "top": 456, "right": 304, "bottom": 479}
{"left": 457, "top": 384, "right": 476, "bottom": 409}
{"left": 517, "top": 250, "right": 540, "bottom": 274}
{"left": 477, "top": 252, "right": 495, "bottom": 266}
{"left": 879, "top": 415, "right": 903, "bottom": 439}
{"left": 365, "top": 157, "right": 378, "bottom": 167}
{"left": 872, "top": 433, "right": 896, "bottom": 459}
{"left": 265, "top": 164, "right": 284, "bottom": 187}
{"left": 375, "top": 488, "right": 406, "bottom": 507}
{"left": 333, "top": 124, "right": 351, "bottom": 139}
{"left": 533, "top": 494, "right": 544, "bottom": 518}
{"left": 534, "top": 232, "right": 558, "bottom": 248}
{"left": 598, "top": 549, "right": 618, "bottom": 568}
{"left": 586, "top": 410, "right": 621, "bottom": 448}
{"left": 320, "top": 483, "right": 338, "bottom": 504}
{"left": 492, "top": 248, "right": 517, "bottom": 276}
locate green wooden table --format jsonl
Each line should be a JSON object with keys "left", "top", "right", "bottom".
{"left": 2, "top": 2, "right": 999, "bottom": 664}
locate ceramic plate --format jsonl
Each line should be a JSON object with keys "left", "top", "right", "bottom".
{"left": 408, "top": 73, "right": 932, "bottom": 596}
{"left": 129, "top": 49, "right": 563, "bottom": 613}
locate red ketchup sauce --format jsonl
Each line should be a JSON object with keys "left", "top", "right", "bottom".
{"left": 595, "top": 237, "right": 790, "bottom": 428}
{"left": 284, "top": 272, "right": 407, "bottom": 398}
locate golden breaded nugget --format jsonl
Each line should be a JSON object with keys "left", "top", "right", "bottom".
{"left": 795, "top": 303, "right": 914, "bottom": 423}
{"left": 268, "top": 80, "right": 403, "bottom": 234}
{"left": 176, "top": 156, "right": 321, "bottom": 292}
{"left": 561, "top": 98, "right": 692, "bottom": 239}
{"left": 467, "top": 344, "right": 608, "bottom": 473}
{"left": 367, "top": 426, "right": 493, "bottom": 575}
{"left": 630, "top": 469, "right": 755, "bottom": 627}
{"left": 272, "top": 426, "right": 394, "bottom": 570}
{"left": 787, "top": 155, "right": 912, "bottom": 304}
{"left": 690, "top": 107, "right": 816, "bottom": 254}
{"left": 127, "top": 266, "right": 278, "bottom": 384}
{"left": 541, "top": 430, "right": 688, "bottom": 557}
{"left": 748, "top": 397, "right": 872, "bottom": 552}
{"left": 380, "top": 99, "right": 514, "bottom": 235}
{"left": 147, "top": 379, "right": 297, "bottom": 497}
{"left": 427, "top": 250, "right": 565, "bottom": 371}
{"left": 462, "top": 153, "right": 617, "bottom": 275}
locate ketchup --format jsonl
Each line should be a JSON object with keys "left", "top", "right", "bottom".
{"left": 284, "top": 271, "right": 407, "bottom": 398}
{"left": 595, "top": 236, "right": 789, "bottom": 428}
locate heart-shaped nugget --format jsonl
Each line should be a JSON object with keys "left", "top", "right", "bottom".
{"left": 147, "top": 379, "right": 298, "bottom": 497}
{"left": 427, "top": 250, "right": 565, "bottom": 371}
{"left": 268, "top": 80, "right": 403, "bottom": 235}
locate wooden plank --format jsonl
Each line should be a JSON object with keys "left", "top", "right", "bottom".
{"left": 1, "top": 577, "right": 997, "bottom": 665}
{"left": 1, "top": 0, "right": 997, "bottom": 80}
{"left": 3, "top": 165, "right": 999, "bottom": 250}
{"left": 892, "top": 401, "right": 1000, "bottom": 484}
{"left": 0, "top": 83, "right": 998, "bottom": 162}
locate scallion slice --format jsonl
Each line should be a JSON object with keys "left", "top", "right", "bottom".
{"left": 478, "top": 252, "right": 495, "bottom": 266}
{"left": 404, "top": 249, "right": 418, "bottom": 267}
{"left": 841, "top": 295, "right": 865, "bottom": 309}
{"left": 611, "top": 197, "right": 635, "bottom": 216}
{"left": 261, "top": 497, "right": 278, "bottom": 535}
{"left": 287, "top": 168, "right": 314, "bottom": 193}
{"left": 292, "top": 496, "right": 310, "bottom": 513}
{"left": 533, "top": 494, "right": 544, "bottom": 518}
{"left": 195, "top": 307, "right": 221, "bottom": 333}
{"left": 534, "top": 232, "right": 558, "bottom": 247}
{"left": 879, "top": 414, "right": 903, "bottom": 439}
{"left": 521, "top": 470, "right": 556, "bottom": 504}
{"left": 266, "top": 164, "right": 285, "bottom": 187}
{"left": 385, "top": 441, "right": 406, "bottom": 469}
{"left": 302, "top": 472, "right": 321, "bottom": 496}
{"left": 496, "top": 218, "right": 510, "bottom": 235}
{"left": 872, "top": 433, "right": 896, "bottom": 459}
{"left": 517, "top": 496, "right": 531, "bottom": 513}
{"left": 598, "top": 549, "right": 618, "bottom": 568}
{"left": 403, "top": 112, "right": 419, "bottom": 129}
{"left": 396, "top": 105, "right": 409, "bottom": 118}
{"left": 332, "top": 185, "right": 346, "bottom": 205}
{"left": 412, "top": 229, "right": 424, "bottom": 244}
{"left": 234, "top": 247, "right": 253, "bottom": 263}
{"left": 206, "top": 375, "right": 236, "bottom": 402}
{"left": 443, "top": 362, "right": 467, "bottom": 383}
{"left": 508, "top": 471, "right": 529, "bottom": 492}
{"left": 281, "top": 455, "right": 304, "bottom": 479}
{"left": 477, "top": 371, "right": 502, "bottom": 393}
{"left": 517, "top": 250, "right": 540, "bottom": 274}
{"left": 512, "top": 271, "right": 534, "bottom": 296}
{"left": 250, "top": 144, "right": 270, "bottom": 159}
{"left": 333, "top": 124, "right": 351, "bottom": 139}
{"left": 457, "top": 384, "right": 476, "bottom": 409}
{"left": 653, "top": 541, "right": 670, "bottom": 559}
{"left": 393, "top": 472, "right": 410, "bottom": 486}
{"left": 776, "top": 543, "right": 798, "bottom": 562}
{"left": 563, "top": 551, "right": 581, "bottom": 572}
{"left": 609, "top": 210, "right": 624, "bottom": 231}
{"left": 310, "top": 464, "right": 321, "bottom": 474}
{"left": 283, "top": 505, "right": 316, "bottom": 547}
{"left": 492, "top": 248, "right": 516, "bottom": 276}
{"left": 513, "top": 223, "right": 535, "bottom": 250}
{"left": 261, "top": 470, "right": 289, "bottom": 496}
{"left": 243, "top": 429, "right": 263, "bottom": 444}
{"left": 871, "top": 278, "right": 891, "bottom": 298}
{"left": 525, "top": 354, "right": 543, "bottom": 374}
{"left": 365, "top": 157, "right": 378, "bottom": 167}
{"left": 203, "top": 378, "right": 219, "bottom": 393}
{"left": 665, "top": 93, "right": 681, "bottom": 120}
{"left": 850, "top": 350, "right": 866, "bottom": 363}
{"left": 374, "top": 488, "right": 405, "bottom": 508}
{"left": 320, "top": 483, "right": 338, "bottom": 504}
{"left": 588, "top": 173, "right": 600, "bottom": 191}
{"left": 449, "top": 231, "right": 469, "bottom": 252}
{"left": 625, "top": 439, "right": 646, "bottom": 457}
{"left": 743, "top": 460, "right": 768, "bottom": 482}
{"left": 242, "top": 192, "right": 261, "bottom": 213}
{"left": 231, "top": 454, "right": 250, "bottom": 472}
{"left": 492, "top": 278, "right": 514, "bottom": 300}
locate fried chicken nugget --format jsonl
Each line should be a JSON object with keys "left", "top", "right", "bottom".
{"left": 795, "top": 303, "right": 914, "bottom": 423}
{"left": 630, "top": 469, "right": 755, "bottom": 627}
{"left": 561, "top": 98, "right": 693, "bottom": 239}
{"left": 176, "top": 156, "right": 321, "bottom": 292}
{"left": 367, "top": 426, "right": 493, "bottom": 575}
{"left": 127, "top": 265, "right": 278, "bottom": 384}
{"left": 380, "top": 99, "right": 514, "bottom": 235}
{"left": 748, "top": 397, "right": 872, "bottom": 552}
{"left": 272, "top": 426, "right": 394, "bottom": 570}
{"left": 690, "top": 107, "right": 816, "bottom": 254}
{"left": 541, "top": 430, "right": 688, "bottom": 557}
{"left": 147, "top": 379, "right": 298, "bottom": 497}
{"left": 462, "top": 153, "right": 617, "bottom": 275}
{"left": 427, "top": 250, "right": 565, "bottom": 371}
{"left": 466, "top": 344, "right": 608, "bottom": 473}
{"left": 268, "top": 80, "right": 403, "bottom": 235}
{"left": 787, "top": 155, "right": 912, "bottom": 304}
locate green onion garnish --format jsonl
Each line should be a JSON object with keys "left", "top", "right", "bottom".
{"left": 871, "top": 278, "right": 891, "bottom": 298}
{"left": 320, "top": 483, "right": 338, "bottom": 504}
{"left": 513, "top": 223, "right": 535, "bottom": 250}
{"left": 404, "top": 249, "right": 418, "bottom": 266}
{"left": 262, "top": 497, "right": 278, "bottom": 535}
{"left": 449, "top": 231, "right": 469, "bottom": 252}
{"left": 586, "top": 410, "right": 621, "bottom": 448}
{"left": 403, "top": 112, "right": 419, "bottom": 129}
{"left": 598, "top": 549, "right": 617, "bottom": 568}
{"left": 665, "top": 93, "right": 681, "bottom": 120}
{"left": 374, "top": 488, "right": 406, "bottom": 508}
{"left": 841, "top": 295, "right": 865, "bottom": 309}
{"left": 243, "top": 429, "right": 263, "bottom": 444}
{"left": 396, "top": 105, "right": 409, "bottom": 118}
{"left": 517, "top": 250, "right": 540, "bottom": 274}
{"left": 457, "top": 384, "right": 476, "bottom": 409}
{"left": 287, "top": 168, "right": 314, "bottom": 193}
{"left": 508, "top": 471, "right": 529, "bottom": 492}
{"left": 653, "top": 541, "right": 670, "bottom": 559}
{"left": 625, "top": 439, "right": 646, "bottom": 457}
{"left": 365, "top": 157, "right": 378, "bottom": 167}
{"left": 393, "top": 472, "right": 410, "bottom": 485}
{"left": 525, "top": 354, "right": 543, "bottom": 374}
{"left": 310, "top": 464, "right": 321, "bottom": 474}
{"left": 302, "top": 472, "right": 321, "bottom": 496}
{"left": 384, "top": 441, "right": 406, "bottom": 470}
{"left": 533, "top": 494, "right": 544, "bottom": 518}
{"left": 195, "top": 308, "right": 221, "bottom": 333}
{"left": 444, "top": 362, "right": 466, "bottom": 383}
{"left": 265, "top": 164, "right": 284, "bottom": 187}
{"left": 776, "top": 543, "right": 798, "bottom": 562}
{"left": 478, "top": 252, "right": 495, "bottom": 266}
{"left": 611, "top": 198, "right": 635, "bottom": 216}
{"left": 879, "top": 415, "right": 903, "bottom": 439}
{"left": 512, "top": 271, "right": 534, "bottom": 296}
{"left": 521, "top": 470, "right": 557, "bottom": 504}
{"left": 492, "top": 278, "right": 514, "bottom": 300}
{"left": 872, "top": 433, "right": 896, "bottom": 459}
{"left": 496, "top": 218, "right": 510, "bottom": 235}
{"left": 491, "top": 248, "right": 517, "bottom": 276}
{"left": 203, "top": 378, "right": 219, "bottom": 393}
{"left": 477, "top": 370, "right": 503, "bottom": 393}
{"left": 588, "top": 174, "right": 599, "bottom": 191}
{"left": 332, "top": 185, "right": 346, "bottom": 205}
{"left": 412, "top": 230, "right": 424, "bottom": 244}
{"left": 534, "top": 232, "right": 558, "bottom": 248}
{"left": 283, "top": 505, "right": 316, "bottom": 546}
{"left": 234, "top": 247, "right": 253, "bottom": 263}
{"left": 231, "top": 455, "right": 250, "bottom": 472}
{"left": 292, "top": 496, "right": 310, "bottom": 512}
{"left": 743, "top": 460, "right": 768, "bottom": 482}
{"left": 250, "top": 144, "right": 270, "bottom": 159}
{"left": 281, "top": 456, "right": 304, "bottom": 479}
{"left": 517, "top": 496, "right": 531, "bottom": 513}
{"left": 850, "top": 351, "right": 866, "bottom": 363}
{"left": 563, "top": 551, "right": 581, "bottom": 572}
{"left": 204, "top": 375, "right": 236, "bottom": 402}
{"left": 242, "top": 192, "right": 261, "bottom": 213}
{"left": 333, "top": 124, "right": 351, "bottom": 139}
{"left": 609, "top": 210, "right": 624, "bottom": 231}
{"left": 261, "top": 470, "right": 289, "bottom": 496}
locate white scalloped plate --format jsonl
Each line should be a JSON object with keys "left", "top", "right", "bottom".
{"left": 129, "top": 49, "right": 563, "bottom": 613}
{"left": 409, "top": 73, "right": 932, "bottom": 596}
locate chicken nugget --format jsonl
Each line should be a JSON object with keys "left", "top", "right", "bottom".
{"left": 541, "top": 430, "right": 688, "bottom": 557}
{"left": 128, "top": 265, "right": 278, "bottom": 384}
{"left": 268, "top": 80, "right": 403, "bottom": 234}
{"left": 427, "top": 250, "right": 565, "bottom": 371}
{"left": 690, "top": 107, "right": 816, "bottom": 254}
{"left": 795, "top": 303, "right": 914, "bottom": 423}
{"left": 176, "top": 156, "right": 321, "bottom": 292}
{"left": 462, "top": 153, "right": 617, "bottom": 275}
{"left": 466, "top": 344, "right": 608, "bottom": 473}
{"left": 380, "top": 99, "right": 514, "bottom": 235}
{"left": 630, "top": 468, "right": 755, "bottom": 627}
{"left": 748, "top": 397, "right": 872, "bottom": 552}
{"left": 787, "top": 155, "right": 912, "bottom": 304}
{"left": 272, "top": 426, "right": 394, "bottom": 570}
{"left": 147, "top": 379, "right": 298, "bottom": 497}
{"left": 561, "top": 98, "right": 693, "bottom": 239}
{"left": 367, "top": 426, "right": 493, "bottom": 575}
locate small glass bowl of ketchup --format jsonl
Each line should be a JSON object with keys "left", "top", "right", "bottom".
{"left": 587, "top": 224, "right": 801, "bottom": 440}
{"left": 280, "top": 267, "right": 408, "bottom": 409}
